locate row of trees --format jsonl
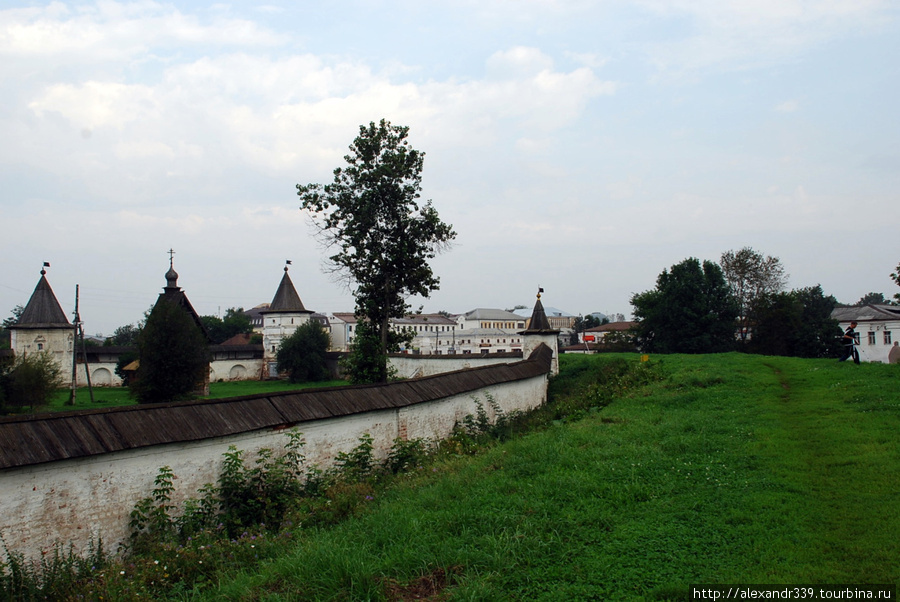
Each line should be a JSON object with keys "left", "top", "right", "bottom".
{"left": 630, "top": 248, "right": 900, "bottom": 358}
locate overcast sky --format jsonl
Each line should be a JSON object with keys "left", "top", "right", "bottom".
{"left": 2, "top": 0, "right": 899, "bottom": 336}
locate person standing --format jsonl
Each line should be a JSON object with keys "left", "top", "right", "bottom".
{"left": 839, "top": 321, "right": 860, "bottom": 364}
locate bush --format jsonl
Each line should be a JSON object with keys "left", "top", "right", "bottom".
{"left": 0, "top": 352, "right": 64, "bottom": 412}
{"left": 276, "top": 321, "right": 330, "bottom": 383}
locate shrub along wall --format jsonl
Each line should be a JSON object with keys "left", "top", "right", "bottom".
{"left": 0, "top": 344, "right": 553, "bottom": 560}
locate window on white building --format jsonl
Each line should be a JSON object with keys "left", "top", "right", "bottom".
{"left": 886, "top": 331, "right": 893, "bottom": 345}
{"left": 869, "top": 332, "right": 877, "bottom": 345}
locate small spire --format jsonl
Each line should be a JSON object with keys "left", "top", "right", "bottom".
{"left": 165, "top": 249, "right": 179, "bottom": 289}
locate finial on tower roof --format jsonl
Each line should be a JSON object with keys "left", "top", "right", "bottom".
{"left": 41, "top": 261, "right": 50, "bottom": 276}
{"left": 165, "top": 248, "right": 179, "bottom": 289}
{"left": 285, "top": 259, "right": 292, "bottom": 272}
{"left": 537, "top": 286, "right": 544, "bottom": 300}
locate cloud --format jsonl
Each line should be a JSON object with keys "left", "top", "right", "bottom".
{"left": 0, "top": 2, "right": 284, "bottom": 59}
{"left": 636, "top": 0, "right": 896, "bottom": 76}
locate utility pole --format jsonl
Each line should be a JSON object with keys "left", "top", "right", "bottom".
{"left": 68, "top": 285, "right": 95, "bottom": 405}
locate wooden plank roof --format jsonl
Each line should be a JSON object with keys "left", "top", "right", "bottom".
{"left": 0, "top": 344, "right": 552, "bottom": 470}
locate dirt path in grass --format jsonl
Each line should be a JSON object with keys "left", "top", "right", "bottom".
{"left": 757, "top": 361, "right": 900, "bottom": 583}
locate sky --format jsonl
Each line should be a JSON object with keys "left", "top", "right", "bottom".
{"left": 2, "top": 0, "right": 899, "bottom": 336}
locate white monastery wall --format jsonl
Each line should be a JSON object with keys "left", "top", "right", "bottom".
{"left": 388, "top": 354, "right": 520, "bottom": 379}
{"left": 0, "top": 372, "right": 547, "bottom": 561}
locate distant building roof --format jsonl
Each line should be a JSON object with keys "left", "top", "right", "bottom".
{"left": 831, "top": 305, "right": 900, "bottom": 323}
{"left": 542, "top": 306, "right": 574, "bottom": 318}
{"left": 392, "top": 314, "right": 457, "bottom": 326}
{"left": 221, "top": 333, "right": 253, "bottom": 346}
{"left": 15, "top": 268, "right": 70, "bottom": 329}
{"left": 461, "top": 308, "right": 527, "bottom": 321}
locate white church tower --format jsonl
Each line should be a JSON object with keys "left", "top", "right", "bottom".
{"left": 261, "top": 263, "right": 313, "bottom": 377}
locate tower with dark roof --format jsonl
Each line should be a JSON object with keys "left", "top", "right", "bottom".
{"left": 519, "top": 287, "right": 560, "bottom": 375}
{"left": 10, "top": 265, "right": 74, "bottom": 373}
{"left": 261, "top": 264, "right": 314, "bottom": 375}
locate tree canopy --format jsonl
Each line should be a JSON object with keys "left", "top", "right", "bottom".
{"left": 749, "top": 285, "right": 841, "bottom": 358}
{"left": 720, "top": 247, "right": 787, "bottom": 343}
{"left": 0, "top": 351, "right": 63, "bottom": 413}
{"left": 276, "top": 321, "right": 331, "bottom": 383}
{"left": 852, "top": 292, "right": 890, "bottom": 307}
{"left": 201, "top": 308, "right": 253, "bottom": 345}
{"left": 631, "top": 257, "right": 739, "bottom": 354}
{"left": 298, "top": 119, "right": 456, "bottom": 383}
{"left": 132, "top": 298, "right": 209, "bottom": 403}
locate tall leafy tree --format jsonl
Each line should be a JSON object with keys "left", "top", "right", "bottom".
{"left": 720, "top": 247, "right": 788, "bottom": 343}
{"left": 0, "top": 305, "right": 25, "bottom": 349}
{"left": 132, "top": 298, "right": 210, "bottom": 403}
{"left": 631, "top": 257, "right": 738, "bottom": 354}
{"left": 298, "top": 119, "right": 456, "bottom": 383}
{"left": 201, "top": 308, "right": 253, "bottom": 344}
{"left": 750, "top": 286, "right": 841, "bottom": 358}
{"left": 853, "top": 292, "right": 890, "bottom": 307}
{"left": 276, "top": 321, "right": 331, "bottom": 383}
{"left": 104, "top": 323, "right": 141, "bottom": 347}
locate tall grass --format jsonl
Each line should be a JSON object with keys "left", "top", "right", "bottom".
{"left": 210, "top": 353, "right": 900, "bottom": 600}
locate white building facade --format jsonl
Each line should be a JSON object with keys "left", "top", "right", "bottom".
{"left": 832, "top": 305, "right": 900, "bottom": 364}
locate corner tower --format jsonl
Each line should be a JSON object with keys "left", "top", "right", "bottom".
{"left": 10, "top": 264, "right": 74, "bottom": 373}
{"left": 261, "top": 263, "right": 313, "bottom": 376}
{"left": 519, "top": 287, "right": 560, "bottom": 376}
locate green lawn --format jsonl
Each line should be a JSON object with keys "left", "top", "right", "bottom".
{"left": 42, "top": 378, "right": 348, "bottom": 413}
{"left": 206, "top": 353, "right": 900, "bottom": 600}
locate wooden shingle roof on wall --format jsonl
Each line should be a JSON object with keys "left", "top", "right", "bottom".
{"left": 0, "top": 344, "right": 553, "bottom": 471}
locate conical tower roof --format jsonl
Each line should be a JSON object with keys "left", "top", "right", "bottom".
{"left": 263, "top": 266, "right": 311, "bottom": 313}
{"left": 16, "top": 268, "right": 70, "bottom": 329}
{"left": 520, "top": 288, "right": 558, "bottom": 334}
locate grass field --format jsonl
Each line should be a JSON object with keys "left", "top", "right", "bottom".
{"left": 205, "top": 353, "right": 900, "bottom": 600}
{"left": 42, "top": 378, "right": 348, "bottom": 412}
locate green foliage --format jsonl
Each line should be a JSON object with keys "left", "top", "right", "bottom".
{"left": 200, "top": 308, "right": 253, "bottom": 345}
{"left": 114, "top": 349, "right": 138, "bottom": 386}
{"left": 217, "top": 431, "right": 307, "bottom": 536}
{"left": 0, "top": 351, "right": 64, "bottom": 412}
{"left": 853, "top": 291, "right": 890, "bottom": 306}
{"left": 632, "top": 257, "right": 739, "bottom": 353}
{"left": 720, "top": 247, "right": 788, "bottom": 343}
{"left": 2, "top": 305, "right": 24, "bottom": 329}
{"left": 129, "top": 466, "right": 177, "bottom": 549}
{"left": 298, "top": 119, "right": 456, "bottom": 383}
{"left": 104, "top": 323, "right": 140, "bottom": 347}
{"left": 331, "top": 433, "right": 376, "bottom": 482}
{"left": 275, "top": 320, "right": 330, "bottom": 382}
{"left": 341, "top": 319, "right": 405, "bottom": 384}
{"left": 750, "top": 285, "right": 842, "bottom": 358}
{"left": 0, "top": 539, "right": 108, "bottom": 600}
{"left": 131, "top": 298, "right": 210, "bottom": 404}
